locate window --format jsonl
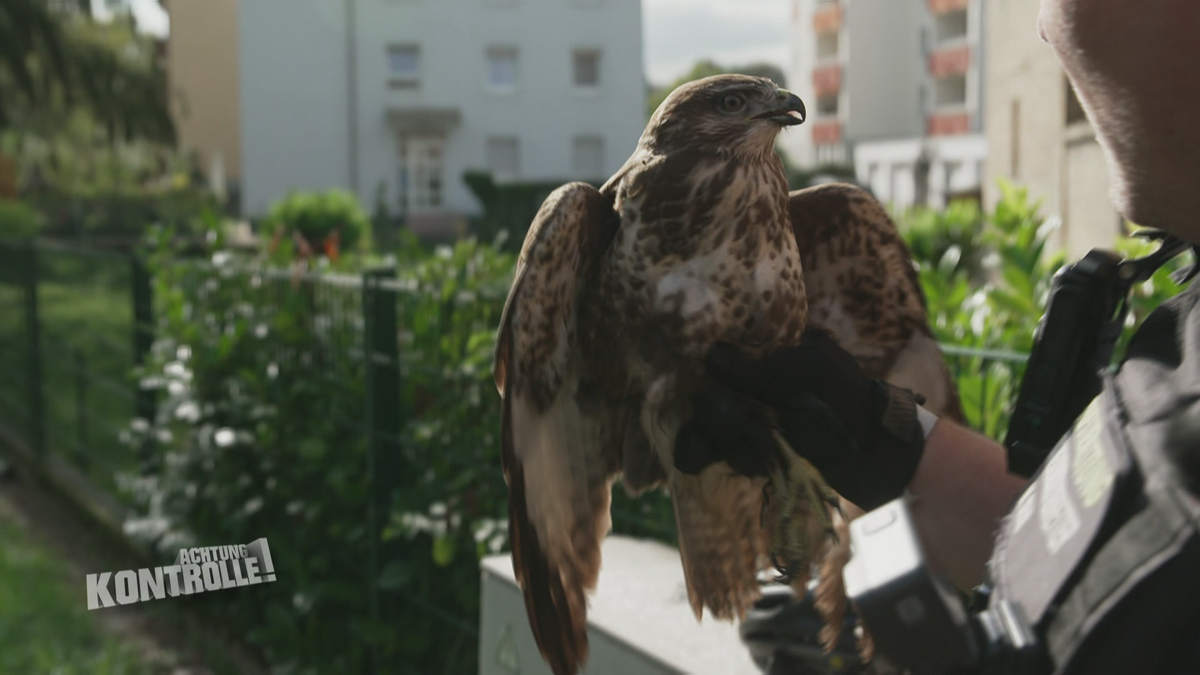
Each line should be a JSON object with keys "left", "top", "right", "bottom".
{"left": 934, "top": 73, "right": 967, "bottom": 107}
{"left": 387, "top": 45, "right": 420, "bottom": 88}
{"left": 934, "top": 9, "right": 968, "bottom": 43}
{"left": 573, "top": 136, "right": 605, "bottom": 178}
{"left": 487, "top": 137, "right": 520, "bottom": 182}
{"left": 816, "top": 93, "right": 839, "bottom": 117}
{"left": 573, "top": 50, "right": 601, "bottom": 88}
{"left": 487, "top": 47, "right": 519, "bottom": 91}
{"left": 816, "top": 32, "right": 839, "bottom": 61}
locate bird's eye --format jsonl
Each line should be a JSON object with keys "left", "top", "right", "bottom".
{"left": 719, "top": 94, "right": 746, "bottom": 113}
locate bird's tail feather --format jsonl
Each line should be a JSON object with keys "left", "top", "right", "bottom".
{"left": 503, "top": 381, "right": 614, "bottom": 675}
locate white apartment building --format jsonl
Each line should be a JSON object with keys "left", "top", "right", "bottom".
{"left": 168, "top": 0, "right": 646, "bottom": 234}
{"left": 782, "top": 0, "right": 987, "bottom": 211}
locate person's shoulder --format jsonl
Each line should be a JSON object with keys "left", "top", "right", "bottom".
{"left": 1123, "top": 278, "right": 1200, "bottom": 365}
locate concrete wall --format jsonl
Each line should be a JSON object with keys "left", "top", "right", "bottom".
{"left": 843, "top": 0, "right": 925, "bottom": 142}
{"left": 238, "top": 0, "right": 353, "bottom": 216}
{"left": 982, "top": 0, "right": 1062, "bottom": 223}
{"left": 982, "top": 0, "right": 1119, "bottom": 256}
{"left": 779, "top": 0, "right": 817, "bottom": 167}
{"left": 1063, "top": 129, "right": 1122, "bottom": 259}
{"left": 166, "top": 0, "right": 242, "bottom": 185}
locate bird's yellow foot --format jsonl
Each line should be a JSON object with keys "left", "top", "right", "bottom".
{"left": 764, "top": 430, "right": 841, "bottom": 582}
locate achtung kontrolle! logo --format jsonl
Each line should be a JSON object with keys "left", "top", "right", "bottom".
{"left": 87, "top": 538, "right": 277, "bottom": 610}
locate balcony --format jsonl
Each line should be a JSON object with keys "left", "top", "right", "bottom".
{"left": 812, "top": 120, "right": 842, "bottom": 145}
{"left": 928, "top": 0, "right": 969, "bottom": 13}
{"left": 929, "top": 45, "right": 971, "bottom": 78}
{"left": 928, "top": 111, "right": 970, "bottom": 136}
{"left": 812, "top": 64, "right": 842, "bottom": 97}
{"left": 812, "top": 4, "right": 842, "bottom": 34}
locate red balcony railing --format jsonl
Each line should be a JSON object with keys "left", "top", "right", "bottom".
{"left": 929, "top": 45, "right": 971, "bottom": 77}
{"left": 812, "top": 120, "right": 842, "bottom": 145}
{"left": 812, "top": 64, "right": 842, "bottom": 96}
{"left": 929, "top": 0, "right": 969, "bottom": 14}
{"left": 812, "top": 4, "right": 842, "bottom": 34}
{"left": 928, "top": 112, "right": 970, "bottom": 136}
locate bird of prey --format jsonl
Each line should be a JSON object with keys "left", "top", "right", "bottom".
{"left": 493, "top": 74, "right": 962, "bottom": 675}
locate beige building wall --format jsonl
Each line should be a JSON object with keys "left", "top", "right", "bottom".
{"left": 165, "top": 0, "right": 242, "bottom": 190}
{"left": 983, "top": 0, "right": 1120, "bottom": 259}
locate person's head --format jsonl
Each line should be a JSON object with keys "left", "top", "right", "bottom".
{"left": 1038, "top": 0, "right": 1200, "bottom": 241}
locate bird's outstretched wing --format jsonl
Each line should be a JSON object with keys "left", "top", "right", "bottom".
{"left": 787, "top": 183, "right": 966, "bottom": 652}
{"left": 788, "top": 183, "right": 964, "bottom": 421}
{"left": 494, "top": 182, "right": 621, "bottom": 675}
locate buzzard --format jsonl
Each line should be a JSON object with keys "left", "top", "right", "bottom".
{"left": 493, "top": 74, "right": 962, "bottom": 674}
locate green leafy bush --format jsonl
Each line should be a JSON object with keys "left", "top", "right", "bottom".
{"left": 120, "top": 225, "right": 515, "bottom": 674}
{"left": 897, "top": 198, "right": 987, "bottom": 284}
{"left": 262, "top": 190, "right": 373, "bottom": 255}
{"left": 0, "top": 199, "right": 45, "bottom": 238}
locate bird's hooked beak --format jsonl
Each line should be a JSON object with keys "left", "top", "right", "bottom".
{"left": 750, "top": 90, "right": 807, "bottom": 127}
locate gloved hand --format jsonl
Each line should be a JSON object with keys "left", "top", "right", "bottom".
{"left": 673, "top": 327, "right": 930, "bottom": 511}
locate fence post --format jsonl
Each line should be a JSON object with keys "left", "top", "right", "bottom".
{"left": 22, "top": 241, "right": 45, "bottom": 457}
{"left": 131, "top": 256, "right": 155, "bottom": 469}
{"left": 75, "top": 348, "right": 89, "bottom": 467}
{"left": 362, "top": 267, "right": 402, "bottom": 674}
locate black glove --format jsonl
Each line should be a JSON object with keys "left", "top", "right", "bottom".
{"left": 673, "top": 328, "right": 928, "bottom": 511}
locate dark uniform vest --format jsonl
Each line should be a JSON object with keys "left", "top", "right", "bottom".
{"left": 990, "top": 278, "right": 1200, "bottom": 674}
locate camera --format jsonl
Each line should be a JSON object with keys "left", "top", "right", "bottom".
{"left": 842, "top": 498, "right": 1042, "bottom": 675}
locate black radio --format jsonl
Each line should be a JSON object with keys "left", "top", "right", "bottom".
{"left": 1003, "top": 232, "right": 1194, "bottom": 477}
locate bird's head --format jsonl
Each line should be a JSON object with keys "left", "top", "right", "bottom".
{"left": 641, "top": 74, "right": 806, "bottom": 158}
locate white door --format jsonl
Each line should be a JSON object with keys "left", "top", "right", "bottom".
{"left": 399, "top": 137, "right": 445, "bottom": 214}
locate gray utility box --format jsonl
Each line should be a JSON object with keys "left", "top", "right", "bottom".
{"left": 479, "top": 535, "right": 762, "bottom": 675}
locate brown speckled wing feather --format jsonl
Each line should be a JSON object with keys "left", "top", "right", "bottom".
{"left": 788, "top": 183, "right": 965, "bottom": 422}
{"left": 494, "top": 183, "right": 621, "bottom": 675}
{"left": 787, "top": 183, "right": 966, "bottom": 653}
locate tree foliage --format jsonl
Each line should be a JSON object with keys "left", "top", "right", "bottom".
{"left": 0, "top": 0, "right": 173, "bottom": 144}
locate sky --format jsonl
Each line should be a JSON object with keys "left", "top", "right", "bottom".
{"left": 115, "top": 0, "right": 793, "bottom": 88}
{"left": 642, "top": 0, "right": 792, "bottom": 86}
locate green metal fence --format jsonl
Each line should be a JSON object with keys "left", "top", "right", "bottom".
{"left": 0, "top": 239, "right": 1030, "bottom": 674}
{"left": 0, "top": 240, "right": 145, "bottom": 490}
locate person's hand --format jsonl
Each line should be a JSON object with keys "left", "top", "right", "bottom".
{"left": 673, "top": 327, "right": 929, "bottom": 510}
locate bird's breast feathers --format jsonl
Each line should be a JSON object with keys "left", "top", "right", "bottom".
{"left": 597, "top": 158, "right": 807, "bottom": 366}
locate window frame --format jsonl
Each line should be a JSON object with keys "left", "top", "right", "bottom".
{"left": 387, "top": 44, "right": 421, "bottom": 88}
{"left": 485, "top": 46, "right": 520, "bottom": 93}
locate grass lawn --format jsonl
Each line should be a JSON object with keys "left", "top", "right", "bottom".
{"left": 0, "top": 508, "right": 152, "bottom": 675}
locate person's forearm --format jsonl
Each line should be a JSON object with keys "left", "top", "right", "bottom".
{"left": 906, "top": 418, "right": 1029, "bottom": 591}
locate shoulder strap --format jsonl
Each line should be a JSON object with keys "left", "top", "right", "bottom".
{"left": 1044, "top": 352, "right": 1200, "bottom": 675}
